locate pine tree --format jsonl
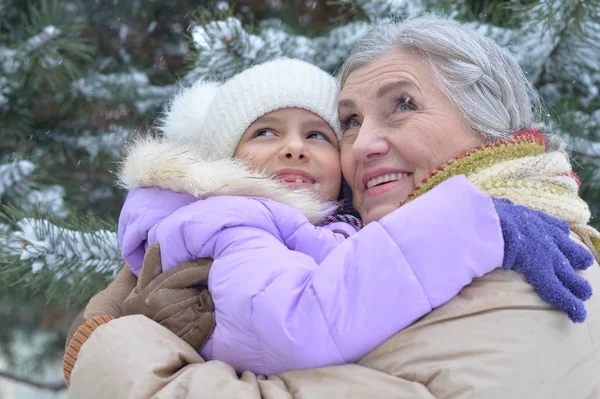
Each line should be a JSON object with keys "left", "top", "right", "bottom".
{"left": 1, "top": 0, "right": 598, "bottom": 392}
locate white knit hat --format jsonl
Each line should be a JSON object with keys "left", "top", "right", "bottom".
{"left": 158, "top": 79, "right": 221, "bottom": 142}
{"left": 159, "top": 58, "right": 341, "bottom": 161}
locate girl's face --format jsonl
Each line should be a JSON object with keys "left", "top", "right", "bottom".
{"left": 234, "top": 107, "right": 342, "bottom": 202}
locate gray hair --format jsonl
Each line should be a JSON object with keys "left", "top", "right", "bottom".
{"left": 338, "top": 16, "right": 546, "bottom": 142}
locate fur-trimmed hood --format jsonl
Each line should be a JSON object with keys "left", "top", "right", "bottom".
{"left": 117, "top": 136, "right": 333, "bottom": 224}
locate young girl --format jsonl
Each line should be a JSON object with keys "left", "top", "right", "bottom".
{"left": 114, "top": 59, "right": 587, "bottom": 376}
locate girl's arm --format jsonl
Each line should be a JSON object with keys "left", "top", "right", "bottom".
{"left": 117, "top": 188, "right": 359, "bottom": 274}
{"left": 118, "top": 187, "right": 197, "bottom": 275}
{"left": 149, "top": 175, "right": 504, "bottom": 375}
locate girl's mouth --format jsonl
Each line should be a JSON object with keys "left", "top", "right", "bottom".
{"left": 280, "top": 174, "right": 316, "bottom": 184}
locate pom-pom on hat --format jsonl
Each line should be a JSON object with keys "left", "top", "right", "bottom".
{"left": 158, "top": 58, "right": 341, "bottom": 161}
{"left": 158, "top": 79, "right": 220, "bottom": 142}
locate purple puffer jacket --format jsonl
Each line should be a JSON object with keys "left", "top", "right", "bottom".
{"left": 118, "top": 175, "right": 503, "bottom": 375}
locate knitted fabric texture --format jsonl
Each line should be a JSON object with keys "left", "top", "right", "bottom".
{"left": 161, "top": 58, "right": 341, "bottom": 162}
{"left": 63, "top": 315, "right": 115, "bottom": 386}
{"left": 202, "top": 58, "right": 341, "bottom": 161}
{"left": 402, "top": 130, "right": 600, "bottom": 262}
{"left": 319, "top": 200, "right": 364, "bottom": 230}
{"left": 320, "top": 213, "right": 364, "bottom": 230}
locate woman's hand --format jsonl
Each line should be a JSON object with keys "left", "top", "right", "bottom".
{"left": 121, "top": 243, "right": 216, "bottom": 350}
{"left": 493, "top": 198, "right": 594, "bottom": 322}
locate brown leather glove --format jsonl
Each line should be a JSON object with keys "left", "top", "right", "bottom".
{"left": 121, "top": 243, "right": 216, "bottom": 351}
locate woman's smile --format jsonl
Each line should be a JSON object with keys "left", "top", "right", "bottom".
{"left": 364, "top": 170, "right": 413, "bottom": 197}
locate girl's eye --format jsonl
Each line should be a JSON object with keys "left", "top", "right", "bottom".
{"left": 395, "top": 96, "right": 416, "bottom": 112}
{"left": 307, "top": 131, "right": 328, "bottom": 141}
{"left": 255, "top": 128, "right": 276, "bottom": 137}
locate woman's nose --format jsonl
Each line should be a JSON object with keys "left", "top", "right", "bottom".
{"left": 352, "top": 117, "right": 389, "bottom": 163}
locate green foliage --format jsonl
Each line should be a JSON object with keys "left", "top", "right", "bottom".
{"left": 0, "top": 205, "right": 121, "bottom": 302}
{"left": 15, "top": 0, "right": 94, "bottom": 89}
{"left": 0, "top": 0, "right": 94, "bottom": 134}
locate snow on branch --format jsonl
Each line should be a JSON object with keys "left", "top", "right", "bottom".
{"left": 185, "top": 0, "right": 424, "bottom": 81}
{"left": 0, "top": 159, "right": 35, "bottom": 198}
{"left": 311, "top": 21, "right": 370, "bottom": 71}
{"left": 0, "top": 23, "right": 87, "bottom": 104}
{"left": 72, "top": 69, "right": 149, "bottom": 100}
{"left": 24, "top": 186, "right": 69, "bottom": 219}
{"left": 135, "top": 83, "right": 178, "bottom": 114}
{"left": 0, "top": 159, "right": 68, "bottom": 217}
{"left": 354, "top": 0, "right": 424, "bottom": 22}
{"left": 72, "top": 69, "right": 176, "bottom": 113}
{"left": 552, "top": 110, "right": 600, "bottom": 158}
{"left": 0, "top": 46, "right": 18, "bottom": 107}
{"left": 187, "top": 16, "right": 369, "bottom": 78}
{"left": 519, "top": 0, "right": 599, "bottom": 93}
{"left": 0, "top": 26, "right": 62, "bottom": 78}
{"left": 3, "top": 218, "right": 121, "bottom": 281}
{"left": 188, "top": 17, "right": 273, "bottom": 80}
{"left": 74, "top": 125, "right": 131, "bottom": 159}
{"left": 23, "top": 26, "right": 61, "bottom": 53}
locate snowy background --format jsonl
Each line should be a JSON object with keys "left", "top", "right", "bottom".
{"left": 0, "top": 0, "right": 598, "bottom": 395}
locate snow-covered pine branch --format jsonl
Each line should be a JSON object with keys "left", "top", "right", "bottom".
{"left": 519, "top": 0, "right": 600, "bottom": 102}
{"left": 310, "top": 21, "right": 370, "bottom": 71}
{"left": 23, "top": 25, "right": 61, "bottom": 53}
{"left": 0, "top": 45, "right": 19, "bottom": 108}
{"left": 352, "top": 0, "right": 425, "bottom": 22}
{"left": 0, "top": 26, "right": 62, "bottom": 80}
{"left": 187, "top": 17, "right": 284, "bottom": 81}
{"left": 0, "top": 159, "right": 68, "bottom": 217}
{"left": 185, "top": 0, "right": 425, "bottom": 81}
{"left": 23, "top": 186, "right": 69, "bottom": 219}
{"left": 550, "top": 110, "right": 600, "bottom": 159}
{"left": 0, "top": 159, "right": 35, "bottom": 199}
{"left": 187, "top": 16, "right": 369, "bottom": 79}
{"left": 0, "top": 217, "right": 121, "bottom": 293}
{"left": 72, "top": 125, "right": 131, "bottom": 160}
{"left": 72, "top": 69, "right": 177, "bottom": 114}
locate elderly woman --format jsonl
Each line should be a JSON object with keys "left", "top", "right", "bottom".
{"left": 65, "top": 17, "right": 600, "bottom": 398}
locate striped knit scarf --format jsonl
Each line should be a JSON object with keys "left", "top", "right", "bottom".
{"left": 319, "top": 199, "right": 364, "bottom": 230}
{"left": 402, "top": 130, "right": 600, "bottom": 262}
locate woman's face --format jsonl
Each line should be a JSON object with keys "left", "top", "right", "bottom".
{"left": 338, "top": 49, "right": 485, "bottom": 224}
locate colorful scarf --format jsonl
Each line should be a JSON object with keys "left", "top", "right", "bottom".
{"left": 319, "top": 199, "right": 364, "bottom": 230}
{"left": 402, "top": 130, "right": 600, "bottom": 262}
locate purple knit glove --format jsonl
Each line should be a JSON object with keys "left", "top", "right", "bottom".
{"left": 493, "top": 198, "right": 594, "bottom": 323}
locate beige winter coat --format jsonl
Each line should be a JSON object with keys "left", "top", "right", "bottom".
{"left": 67, "top": 231, "right": 600, "bottom": 399}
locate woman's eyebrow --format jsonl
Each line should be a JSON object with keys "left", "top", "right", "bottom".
{"left": 338, "top": 98, "right": 354, "bottom": 108}
{"left": 376, "top": 80, "right": 417, "bottom": 98}
{"left": 338, "top": 80, "right": 418, "bottom": 108}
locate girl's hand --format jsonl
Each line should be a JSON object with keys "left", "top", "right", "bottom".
{"left": 122, "top": 243, "right": 216, "bottom": 351}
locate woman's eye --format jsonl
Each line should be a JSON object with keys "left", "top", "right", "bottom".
{"left": 341, "top": 116, "right": 361, "bottom": 131}
{"left": 307, "top": 131, "right": 327, "bottom": 140}
{"left": 349, "top": 119, "right": 361, "bottom": 128}
{"left": 255, "top": 128, "right": 276, "bottom": 137}
{"left": 395, "top": 97, "right": 416, "bottom": 112}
